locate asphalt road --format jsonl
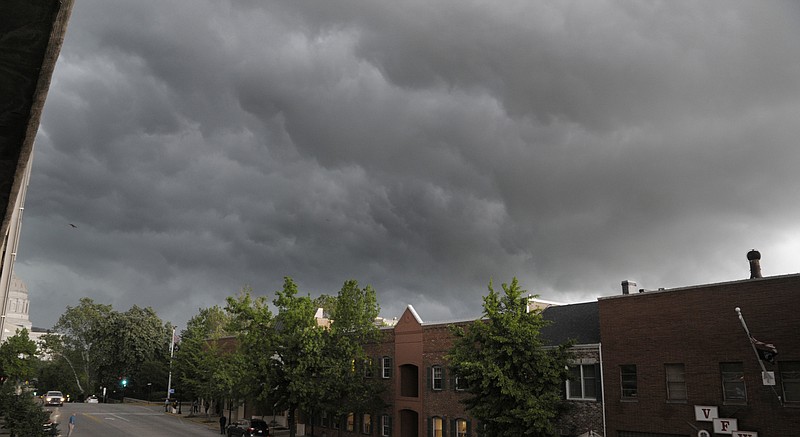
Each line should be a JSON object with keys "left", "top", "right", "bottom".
{"left": 46, "top": 402, "right": 217, "bottom": 437}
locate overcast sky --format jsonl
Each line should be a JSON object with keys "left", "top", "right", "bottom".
{"left": 17, "top": 0, "right": 800, "bottom": 330}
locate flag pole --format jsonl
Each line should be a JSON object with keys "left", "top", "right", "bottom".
{"left": 735, "top": 307, "right": 782, "bottom": 405}
{"left": 734, "top": 307, "right": 768, "bottom": 375}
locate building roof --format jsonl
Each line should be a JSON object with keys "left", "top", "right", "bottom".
{"left": 539, "top": 301, "right": 600, "bottom": 345}
{"left": 0, "top": 0, "right": 74, "bottom": 237}
{"left": 599, "top": 272, "right": 800, "bottom": 301}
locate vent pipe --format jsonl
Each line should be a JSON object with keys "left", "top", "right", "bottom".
{"left": 621, "top": 280, "right": 637, "bottom": 295}
{"left": 747, "top": 249, "right": 762, "bottom": 279}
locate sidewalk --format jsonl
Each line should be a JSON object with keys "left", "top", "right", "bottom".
{"left": 171, "top": 412, "right": 219, "bottom": 432}
{"left": 162, "top": 409, "right": 291, "bottom": 436}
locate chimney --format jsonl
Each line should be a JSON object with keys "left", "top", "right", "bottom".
{"left": 747, "top": 249, "right": 762, "bottom": 279}
{"left": 621, "top": 280, "right": 637, "bottom": 295}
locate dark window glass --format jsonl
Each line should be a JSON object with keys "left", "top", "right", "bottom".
{"left": 721, "top": 362, "right": 746, "bottom": 404}
{"left": 621, "top": 364, "right": 637, "bottom": 399}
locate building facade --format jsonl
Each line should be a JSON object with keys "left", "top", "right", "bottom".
{"left": 599, "top": 271, "right": 800, "bottom": 436}
{"left": 304, "top": 302, "right": 604, "bottom": 437}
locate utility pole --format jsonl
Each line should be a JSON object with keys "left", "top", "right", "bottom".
{"left": 166, "top": 326, "right": 176, "bottom": 411}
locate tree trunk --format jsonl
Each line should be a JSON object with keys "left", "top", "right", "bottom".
{"left": 288, "top": 404, "right": 296, "bottom": 437}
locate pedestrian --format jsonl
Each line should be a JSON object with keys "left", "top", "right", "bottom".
{"left": 219, "top": 414, "right": 227, "bottom": 434}
{"left": 68, "top": 413, "right": 76, "bottom": 437}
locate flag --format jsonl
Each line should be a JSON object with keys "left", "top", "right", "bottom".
{"left": 751, "top": 336, "right": 777, "bottom": 364}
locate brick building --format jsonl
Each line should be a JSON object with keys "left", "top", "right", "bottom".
{"left": 540, "top": 302, "right": 604, "bottom": 436}
{"left": 306, "top": 302, "right": 604, "bottom": 437}
{"left": 599, "top": 254, "right": 800, "bottom": 436}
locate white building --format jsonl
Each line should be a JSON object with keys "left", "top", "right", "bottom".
{"left": 1, "top": 274, "right": 33, "bottom": 342}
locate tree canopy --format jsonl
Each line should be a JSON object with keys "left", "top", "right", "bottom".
{"left": 0, "top": 329, "right": 51, "bottom": 437}
{"left": 173, "top": 305, "right": 235, "bottom": 406}
{"left": 447, "top": 278, "right": 573, "bottom": 437}
{"left": 223, "top": 278, "right": 384, "bottom": 437}
{"left": 39, "top": 298, "right": 172, "bottom": 399}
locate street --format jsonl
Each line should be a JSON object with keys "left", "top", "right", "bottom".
{"left": 47, "top": 402, "right": 218, "bottom": 437}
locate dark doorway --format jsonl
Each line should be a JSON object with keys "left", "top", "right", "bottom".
{"left": 399, "top": 364, "right": 419, "bottom": 397}
{"left": 400, "top": 409, "right": 418, "bottom": 437}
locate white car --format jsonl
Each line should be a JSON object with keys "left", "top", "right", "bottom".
{"left": 86, "top": 395, "right": 99, "bottom": 403}
{"left": 44, "top": 391, "right": 64, "bottom": 407}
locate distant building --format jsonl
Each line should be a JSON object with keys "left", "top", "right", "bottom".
{"left": 1, "top": 274, "right": 33, "bottom": 342}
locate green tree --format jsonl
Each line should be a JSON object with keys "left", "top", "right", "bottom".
{"left": 94, "top": 305, "right": 173, "bottom": 395}
{"left": 0, "top": 329, "right": 50, "bottom": 437}
{"left": 447, "top": 278, "right": 573, "bottom": 437}
{"left": 0, "top": 383, "right": 52, "bottom": 437}
{"left": 173, "top": 305, "right": 233, "bottom": 413}
{"left": 45, "top": 298, "right": 113, "bottom": 394}
{"left": 40, "top": 298, "right": 172, "bottom": 400}
{"left": 270, "top": 277, "right": 325, "bottom": 437}
{"left": 225, "top": 287, "right": 276, "bottom": 416}
{"left": 0, "top": 329, "right": 38, "bottom": 384}
{"left": 319, "top": 280, "right": 385, "bottom": 431}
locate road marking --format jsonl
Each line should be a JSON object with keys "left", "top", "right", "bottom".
{"left": 85, "top": 413, "right": 162, "bottom": 416}
{"left": 84, "top": 413, "right": 104, "bottom": 424}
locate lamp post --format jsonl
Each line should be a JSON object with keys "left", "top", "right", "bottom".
{"left": 147, "top": 382, "right": 152, "bottom": 403}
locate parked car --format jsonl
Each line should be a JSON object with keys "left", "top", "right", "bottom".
{"left": 226, "top": 418, "right": 270, "bottom": 437}
{"left": 43, "top": 419, "right": 59, "bottom": 436}
{"left": 44, "top": 391, "right": 64, "bottom": 407}
{"left": 85, "top": 395, "right": 99, "bottom": 403}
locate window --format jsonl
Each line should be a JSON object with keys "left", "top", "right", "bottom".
{"left": 665, "top": 364, "right": 687, "bottom": 401}
{"left": 431, "top": 417, "right": 443, "bottom": 437}
{"left": 454, "top": 419, "right": 468, "bottom": 437}
{"left": 567, "top": 364, "right": 597, "bottom": 400}
{"left": 346, "top": 413, "right": 354, "bottom": 432}
{"left": 333, "top": 415, "right": 340, "bottom": 430}
{"left": 621, "top": 365, "right": 637, "bottom": 399}
{"left": 454, "top": 375, "right": 466, "bottom": 391}
{"left": 781, "top": 361, "right": 800, "bottom": 402}
{"left": 364, "top": 358, "right": 374, "bottom": 378}
{"left": 432, "top": 366, "right": 443, "bottom": 391}
{"left": 380, "top": 414, "right": 391, "bottom": 437}
{"left": 362, "top": 414, "right": 372, "bottom": 434}
{"left": 721, "top": 362, "right": 746, "bottom": 404}
{"left": 321, "top": 411, "right": 329, "bottom": 428}
{"left": 382, "top": 356, "right": 393, "bottom": 379}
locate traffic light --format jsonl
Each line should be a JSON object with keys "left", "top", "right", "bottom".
{"left": 121, "top": 377, "right": 128, "bottom": 387}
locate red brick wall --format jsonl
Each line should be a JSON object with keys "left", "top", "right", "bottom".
{"left": 599, "top": 275, "right": 800, "bottom": 436}
{"left": 422, "top": 323, "right": 474, "bottom": 436}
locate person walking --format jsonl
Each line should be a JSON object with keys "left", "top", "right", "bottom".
{"left": 68, "top": 413, "right": 76, "bottom": 436}
{"left": 219, "top": 414, "right": 227, "bottom": 434}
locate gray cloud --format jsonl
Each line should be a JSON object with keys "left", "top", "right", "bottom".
{"left": 17, "top": 0, "right": 800, "bottom": 329}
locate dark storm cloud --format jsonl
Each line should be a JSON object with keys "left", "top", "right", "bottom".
{"left": 16, "top": 0, "right": 800, "bottom": 329}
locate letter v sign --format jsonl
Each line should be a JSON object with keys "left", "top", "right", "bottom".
{"left": 694, "top": 405, "right": 718, "bottom": 422}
